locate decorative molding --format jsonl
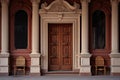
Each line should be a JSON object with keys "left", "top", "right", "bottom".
{"left": 40, "top": 0, "right": 80, "bottom": 12}
{"left": 0, "top": 54, "right": 9, "bottom": 58}
{"left": 30, "top": 54, "right": 41, "bottom": 58}
{"left": 30, "top": 65, "right": 40, "bottom": 67}
{"left": 80, "top": 54, "right": 91, "bottom": 58}
{"left": 58, "top": 13, "right": 63, "bottom": 21}
{"left": 80, "top": 65, "right": 91, "bottom": 67}
{"left": 110, "top": 54, "right": 120, "bottom": 58}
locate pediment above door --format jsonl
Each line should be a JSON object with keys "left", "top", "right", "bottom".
{"left": 40, "top": 0, "right": 80, "bottom": 13}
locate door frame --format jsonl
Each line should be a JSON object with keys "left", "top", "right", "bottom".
{"left": 40, "top": 21, "right": 80, "bottom": 72}
{"left": 39, "top": 0, "right": 81, "bottom": 73}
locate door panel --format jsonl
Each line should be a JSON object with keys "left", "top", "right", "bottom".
{"left": 61, "top": 26, "right": 72, "bottom": 70}
{"left": 48, "top": 24, "right": 72, "bottom": 71}
{"left": 48, "top": 26, "right": 60, "bottom": 70}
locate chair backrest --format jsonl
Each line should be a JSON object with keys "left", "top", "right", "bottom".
{"left": 95, "top": 56, "right": 104, "bottom": 66}
{"left": 16, "top": 56, "right": 25, "bottom": 66}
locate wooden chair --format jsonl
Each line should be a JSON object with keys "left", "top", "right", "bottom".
{"left": 14, "top": 56, "right": 26, "bottom": 75}
{"left": 95, "top": 56, "right": 106, "bottom": 75}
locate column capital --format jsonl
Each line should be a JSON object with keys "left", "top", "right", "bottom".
{"left": 0, "top": 0, "right": 9, "bottom": 4}
{"left": 80, "top": 0, "right": 91, "bottom": 3}
{"left": 31, "top": 0, "right": 40, "bottom": 4}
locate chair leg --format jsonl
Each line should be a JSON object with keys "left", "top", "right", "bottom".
{"left": 14, "top": 68, "right": 15, "bottom": 76}
{"left": 95, "top": 69, "right": 97, "bottom": 75}
{"left": 24, "top": 70, "right": 25, "bottom": 75}
{"left": 24, "top": 67, "right": 25, "bottom": 75}
{"left": 104, "top": 67, "right": 106, "bottom": 75}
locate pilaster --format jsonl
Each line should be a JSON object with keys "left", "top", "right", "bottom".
{"left": 80, "top": 0, "right": 91, "bottom": 75}
{"left": 29, "top": 54, "right": 41, "bottom": 76}
{"left": 0, "top": 0, "right": 9, "bottom": 76}
{"left": 30, "top": 0, "right": 41, "bottom": 76}
{"left": 110, "top": 0, "right": 120, "bottom": 76}
{"left": 80, "top": 0, "right": 90, "bottom": 54}
{"left": 31, "top": 0, "right": 40, "bottom": 54}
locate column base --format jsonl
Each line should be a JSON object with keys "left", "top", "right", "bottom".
{"left": 29, "top": 54, "right": 41, "bottom": 76}
{"left": 0, "top": 73, "right": 9, "bottom": 76}
{"left": 79, "top": 54, "right": 91, "bottom": 75}
{"left": 79, "top": 72, "right": 91, "bottom": 76}
{"left": 110, "top": 54, "right": 120, "bottom": 76}
{"left": 79, "top": 66, "right": 91, "bottom": 76}
{"left": 111, "top": 73, "right": 120, "bottom": 76}
{"left": 0, "top": 54, "right": 9, "bottom": 76}
{"left": 29, "top": 73, "right": 41, "bottom": 76}
{"left": 30, "top": 65, "right": 41, "bottom": 76}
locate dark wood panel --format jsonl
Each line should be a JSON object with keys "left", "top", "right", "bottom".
{"left": 48, "top": 24, "right": 72, "bottom": 71}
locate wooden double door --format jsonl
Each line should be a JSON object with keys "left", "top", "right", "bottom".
{"left": 48, "top": 24, "right": 73, "bottom": 71}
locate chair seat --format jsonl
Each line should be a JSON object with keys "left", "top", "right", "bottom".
{"left": 14, "top": 56, "right": 26, "bottom": 75}
{"left": 16, "top": 68, "right": 25, "bottom": 70}
{"left": 95, "top": 56, "right": 106, "bottom": 75}
{"left": 97, "top": 68, "right": 105, "bottom": 71}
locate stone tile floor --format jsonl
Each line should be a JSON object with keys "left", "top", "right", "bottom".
{"left": 0, "top": 75, "right": 120, "bottom": 80}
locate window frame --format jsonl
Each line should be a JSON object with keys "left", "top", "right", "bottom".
{"left": 14, "top": 10, "right": 28, "bottom": 49}
{"left": 10, "top": 7, "right": 32, "bottom": 53}
{"left": 92, "top": 10, "right": 106, "bottom": 49}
